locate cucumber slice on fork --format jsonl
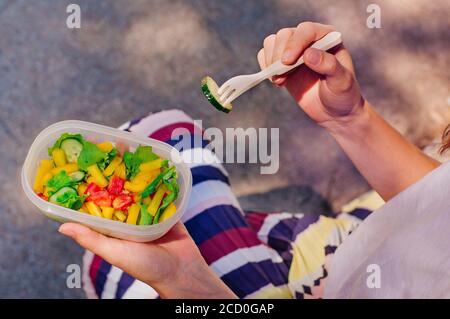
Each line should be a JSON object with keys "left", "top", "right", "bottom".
{"left": 201, "top": 76, "right": 233, "bottom": 113}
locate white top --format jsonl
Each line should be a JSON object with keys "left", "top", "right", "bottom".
{"left": 324, "top": 161, "right": 450, "bottom": 298}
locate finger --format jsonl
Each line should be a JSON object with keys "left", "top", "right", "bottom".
{"left": 59, "top": 223, "right": 126, "bottom": 268}
{"left": 282, "top": 22, "right": 335, "bottom": 65}
{"left": 273, "top": 75, "right": 287, "bottom": 86}
{"left": 259, "top": 47, "right": 286, "bottom": 86}
{"left": 272, "top": 28, "right": 294, "bottom": 64}
{"left": 271, "top": 28, "right": 294, "bottom": 85}
{"left": 303, "top": 48, "right": 353, "bottom": 93}
{"left": 263, "top": 34, "right": 276, "bottom": 68}
{"left": 257, "top": 49, "right": 288, "bottom": 85}
{"left": 259, "top": 46, "right": 287, "bottom": 85}
{"left": 257, "top": 49, "right": 266, "bottom": 70}
{"left": 333, "top": 45, "right": 355, "bottom": 73}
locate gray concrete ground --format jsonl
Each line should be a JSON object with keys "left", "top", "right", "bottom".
{"left": 0, "top": 0, "right": 449, "bottom": 298}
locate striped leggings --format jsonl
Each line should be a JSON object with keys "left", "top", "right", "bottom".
{"left": 82, "top": 109, "right": 371, "bottom": 299}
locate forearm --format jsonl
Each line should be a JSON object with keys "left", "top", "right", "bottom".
{"left": 325, "top": 101, "right": 440, "bottom": 201}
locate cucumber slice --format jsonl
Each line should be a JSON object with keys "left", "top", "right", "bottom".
{"left": 201, "top": 76, "right": 232, "bottom": 113}
{"left": 49, "top": 187, "right": 77, "bottom": 205}
{"left": 61, "top": 139, "right": 83, "bottom": 163}
{"left": 69, "top": 171, "right": 85, "bottom": 182}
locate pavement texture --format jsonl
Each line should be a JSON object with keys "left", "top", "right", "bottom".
{"left": 0, "top": 0, "right": 449, "bottom": 298}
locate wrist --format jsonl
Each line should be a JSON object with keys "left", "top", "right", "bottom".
{"left": 321, "top": 98, "right": 373, "bottom": 140}
{"left": 154, "top": 258, "right": 237, "bottom": 299}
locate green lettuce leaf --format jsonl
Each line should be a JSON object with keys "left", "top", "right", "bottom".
{"left": 55, "top": 191, "right": 85, "bottom": 210}
{"left": 124, "top": 146, "right": 159, "bottom": 179}
{"left": 141, "top": 166, "right": 176, "bottom": 198}
{"left": 138, "top": 203, "right": 153, "bottom": 226}
{"left": 153, "top": 174, "right": 179, "bottom": 224}
{"left": 98, "top": 148, "right": 117, "bottom": 171}
{"left": 77, "top": 141, "right": 107, "bottom": 171}
{"left": 46, "top": 171, "right": 77, "bottom": 195}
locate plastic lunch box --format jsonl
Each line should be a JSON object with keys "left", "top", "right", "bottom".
{"left": 21, "top": 120, "right": 192, "bottom": 242}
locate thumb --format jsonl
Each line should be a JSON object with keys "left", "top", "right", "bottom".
{"left": 303, "top": 47, "right": 353, "bottom": 93}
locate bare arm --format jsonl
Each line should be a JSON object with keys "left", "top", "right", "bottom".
{"left": 258, "top": 22, "right": 439, "bottom": 201}
{"left": 326, "top": 101, "right": 439, "bottom": 201}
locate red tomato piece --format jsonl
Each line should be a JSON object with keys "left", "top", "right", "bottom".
{"left": 85, "top": 183, "right": 102, "bottom": 195}
{"left": 84, "top": 183, "right": 103, "bottom": 202}
{"left": 37, "top": 193, "right": 48, "bottom": 201}
{"left": 108, "top": 176, "right": 125, "bottom": 196}
{"left": 112, "top": 194, "right": 133, "bottom": 211}
{"left": 90, "top": 190, "right": 112, "bottom": 207}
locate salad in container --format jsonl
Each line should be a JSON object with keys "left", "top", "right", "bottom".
{"left": 21, "top": 121, "right": 192, "bottom": 242}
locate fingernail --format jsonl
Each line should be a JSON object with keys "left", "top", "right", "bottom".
{"left": 281, "top": 50, "right": 294, "bottom": 64}
{"left": 305, "top": 48, "right": 321, "bottom": 65}
{"left": 59, "top": 224, "right": 75, "bottom": 237}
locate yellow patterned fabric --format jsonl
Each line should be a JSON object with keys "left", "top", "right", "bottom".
{"left": 248, "top": 191, "right": 385, "bottom": 299}
{"left": 287, "top": 214, "right": 363, "bottom": 298}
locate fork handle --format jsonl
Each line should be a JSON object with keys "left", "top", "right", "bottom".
{"left": 257, "top": 31, "right": 343, "bottom": 79}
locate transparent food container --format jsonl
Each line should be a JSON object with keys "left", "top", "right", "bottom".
{"left": 21, "top": 120, "right": 192, "bottom": 242}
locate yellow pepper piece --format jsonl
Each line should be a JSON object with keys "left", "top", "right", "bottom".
{"left": 43, "top": 186, "right": 51, "bottom": 198}
{"left": 126, "top": 204, "right": 140, "bottom": 225}
{"left": 139, "top": 159, "right": 164, "bottom": 172}
{"left": 124, "top": 180, "right": 147, "bottom": 193}
{"left": 104, "top": 156, "right": 122, "bottom": 177}
{"left": 113, "top": 162, "right": 126, "bottom": 180}
{"left": 78, "top": 204, "right": 89, "bottom": 214}
{"left": 143, "top": 196, "right": 152, "bottom": 205}
{"left": 114, "top": 210, "right": 127, "bottom": 222}
{"left": 33, "top": 159, "right": 54, "bottom": 193}
{"left": 131, "top": 171, "right": 148, "bottom": 183}
{"left": 87, "top": 164, "right": 108, "bottom": 188}
{"left": 160, "top": 203, "right": 177, "bottom": 222}
{"left": 42, "top": 172, "right": 53, "bottom": 185}
{"left": 131, "top": 169, "right": 159, "bottom": 184}
{"left": 101, "top": 206, "right": 114, "bottom": 219}
{"left": 133, "top": 194, "right": 141, "bottom": 203}
{"left": 77, "top": 183, "right": 88, "bottom": 196}
{"left": 86, "top": 202, "right": 102, "bottom": 217}
{"left": 41, "top": 173, "right": 54, "bottom": 198}
{"left": 96, "top": 141, "right": 114, "bottom": 153}
{"left": 51, "top": 163, "right": 79, "bottom": 175}
{"left": 148, "top": 185, "right": 166, "bottom": 216}
{"left": 52, "top": 149, "right": 67, "bottom": 167}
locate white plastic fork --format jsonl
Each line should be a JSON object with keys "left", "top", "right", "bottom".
{"left": 218, "top": 31, "right": 343, "bottom": 105}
